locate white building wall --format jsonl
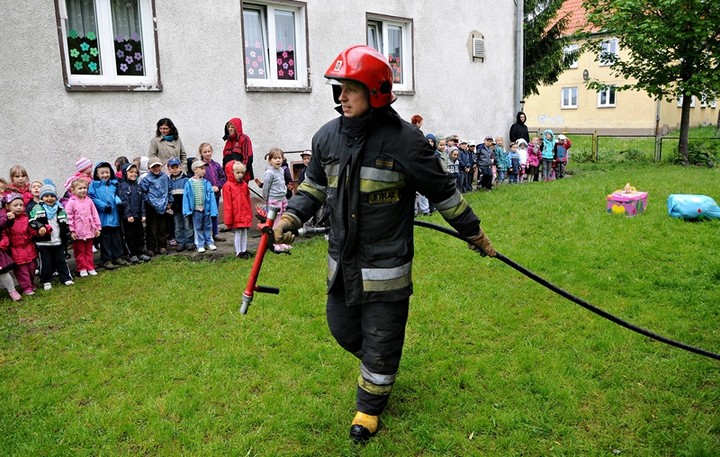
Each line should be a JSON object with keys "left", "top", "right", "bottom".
{"left": 0, "top": 0, "right": 516, "bottom": 186}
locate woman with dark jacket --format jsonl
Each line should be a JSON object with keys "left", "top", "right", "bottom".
{"left": 509, "top": 111, "right": 530, "bottom": 144}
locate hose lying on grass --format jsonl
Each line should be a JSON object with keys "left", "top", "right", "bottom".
{"left": 413, "top": 219, "right": 720, "bottom": 362}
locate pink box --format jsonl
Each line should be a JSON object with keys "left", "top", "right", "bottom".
{"left": 606, "top": 191, "right": 648, "bottom": 216}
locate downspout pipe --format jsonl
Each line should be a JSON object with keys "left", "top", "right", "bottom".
{"left": 515, "top": 0, "right": 524, "bottom": 111}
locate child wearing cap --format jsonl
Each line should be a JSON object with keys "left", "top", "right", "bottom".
{"left": 89, "top": 162, "right": 128, "bottom": 270}
{"left": 0, "top": 193, "right": 41, "bottom": 295}
{"left": 29, "top": 180, "right": 74, "bottom": 290}
{"left": 140, "top": 159, "right": 172, "bottom": 256}
{"left": 168, "top": 157, "right": 193, "bottom": 252}
{"left": 554, "top": 134, "right": 571, "bottom": 179}
{"left": 183, "top": 161, "right": 218, "bottom": 253}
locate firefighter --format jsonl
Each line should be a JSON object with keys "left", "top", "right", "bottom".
{"left": 273, "top": 44, "right": 496, "bottom": 442}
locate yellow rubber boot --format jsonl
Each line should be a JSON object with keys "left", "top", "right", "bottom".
{"left": 350, "top": 411, "right": 379, "bottom": 442}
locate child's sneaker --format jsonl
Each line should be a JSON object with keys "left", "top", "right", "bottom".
{"left": 273, "top": 244, "right": 292, "bottom": 253}
{"left": 129, "top": 255, "right": 140, "bottom": 264}
{"left": 103, "top": 261, "right": 116, "bottom": 270}
{"left": 139, "top": 254, "right": 151, "bottom": 262}
{"left": 9, "top": 290, "right": 21, "bottom": 301}
{"left": 64, "top": 280, "right": 75, "bottom": 286}
{"left": 208, "top": 244, "right": 217, "bottom": 251}
{"left": 79, "top": 270, "right": 88, "bottom": 277}
{"left": 23, "top": 289, "right": 35, "bottom": 296}
{"left": 168, "top": 239, "right": 177, "bottom": 247}
{"left": 88, "top": 270, "right": 98, "bottom": 276}
{"left": 197, "top": 247, "right": 206, "bottom": 253}
{"left": 43, "top": 283, "right": 52, "bottom": 291}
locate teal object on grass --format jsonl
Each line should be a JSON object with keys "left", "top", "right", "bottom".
{"left": 667, "top": 194, "right": 720, "bottom": 220}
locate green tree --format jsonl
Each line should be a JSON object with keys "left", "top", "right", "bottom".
{"left": 584, "top": 0, "right": 720, "bottom": 164}
{"left": 523, "top": 0, "right": 579, "bottom": 98}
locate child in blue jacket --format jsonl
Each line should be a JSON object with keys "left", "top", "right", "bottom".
{"left": 139, "top": 159, "right": 172, "bottom": 256}
{"left": 183, "top": 161, "right": 218, "bottom": 253}
{"left": 89, "top": 162, "right": 128, "bottom": 269}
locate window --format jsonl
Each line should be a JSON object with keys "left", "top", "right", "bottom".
{"left": 599, "top": 38, "right": 619, "bottom": 66}
{"left": 561, "top": 87, "right": 578, "bottom": 108}
{"left": 563, "top": 44, "right": 579, "bottom": 69}
{"left": 677, "top": 95, "right": 696, "bottom": 108}
{"left": 241, "top": 1, "right": 309, "bottom": 91}
{"left": 597, "top": 86, "right": 616, "bottom": 107}
{"left": 55, "top": 0, "right": 160, "bottom": 90}
{"left": 367, "top": 14, "right": 414, "bottom": 93}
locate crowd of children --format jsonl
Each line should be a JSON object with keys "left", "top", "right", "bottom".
{"left": 426, "top": 129, "right": 571, "bottom": 196}
{"left": 0, "top": 127, "right": 290, "bottom": 301}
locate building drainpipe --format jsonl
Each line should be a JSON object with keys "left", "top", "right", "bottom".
{"left": 515, "top": 0, "right": 524, "bottom": 112}
{"left": 654, "top": 99, "right": 662, "bottom": 161}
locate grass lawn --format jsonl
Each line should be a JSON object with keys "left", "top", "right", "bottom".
{"left": 1, "top": 162, "right": 719, "bottom": 456}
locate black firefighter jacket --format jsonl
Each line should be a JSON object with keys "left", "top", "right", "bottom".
{"left": 287, "top": 106, "right": 482, "bottom": 306}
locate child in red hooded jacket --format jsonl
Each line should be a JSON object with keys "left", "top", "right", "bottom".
{"left": 221, "top": 117, "right": 254, "bottom": 182}
{"left": 222, "top": 160, "right": 253, "bottom": 258}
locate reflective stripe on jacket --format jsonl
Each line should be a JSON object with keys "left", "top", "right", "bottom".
{"left": 288, "top": 106, "right": 481, "bottom": 305}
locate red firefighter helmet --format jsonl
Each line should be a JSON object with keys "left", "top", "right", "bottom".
{"left": 324, "top": 45, "right": 396, "bottom": 108}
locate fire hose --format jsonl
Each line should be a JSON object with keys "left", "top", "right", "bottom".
{"left": 239, "top": 215, "right": 719, "bottom": 361}
{"left": 413, "top": 219, "right": 719, "bottom": 361}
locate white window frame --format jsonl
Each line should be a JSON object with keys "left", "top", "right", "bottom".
{"left": 241, "top": 1, "right": 309, "bottom": 91}
{"left": 677, "top": 95, "right": 696, "bottom": 108}
{"left": 564, "top": 44, "right": 579, "bottom": 69}
{"left": 55, "top": 0, "right": 160, "bottom": 91}
{"left": 597, "top": 86, "right": 616, "bottom": 108}
{"left": 366, "top": 13, "right": 414, "bottom": 94}
{"left": 561, "top": 87, "right": 578, "bottom": 109}
{"left": 599, "top": 38, "right": 619, "bottom": 66}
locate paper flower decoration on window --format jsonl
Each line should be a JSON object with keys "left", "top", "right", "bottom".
{"left": 278, "top": 69, "right": 284, "bottom": 77}
{"left": 87, "top": 32, "right": 96, "bottom": 40}
{"left": 134, "top": 52, "right": 142, "bottom": 60}
{"left": 80, "top": 42, "right": 90, "bottom": 51}
{"left": 116, "top": 50, "right": 124, "bottom": 58}
{"left": 135, "top": 63, "right": 143, "bottom": 72}
{"left": 74, "top": 61, "right": 84, "bottom": 70}
{"left": 126, "top": 56, "right": 134, "bottom": 64}
{"left": 81, "top": 54, "right": 90, "bottom": 62}
{"left": 119, "top": 63, "right": 128, "bottom": 72}
{"left": 88, "top": 62, "right": 98, "bottom": 72}
{"left": 124, "top": 43, "right": 133, "bottom": 52}
{"left": 70, "top": 49, "right": 80, "bottom": 58}
{"left": 90, "top": 48, "right": 98, "bottom": 56}
{"left": 69, "top": 29, "right": 78, "bottom": 39}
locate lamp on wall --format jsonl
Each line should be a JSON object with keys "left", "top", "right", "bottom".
{"left": 583, "top": 69, "right": 590, "bottom": 81}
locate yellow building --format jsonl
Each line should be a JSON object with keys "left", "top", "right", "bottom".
{"left": 524, "top": 1, "right": 718, "bottom": 136}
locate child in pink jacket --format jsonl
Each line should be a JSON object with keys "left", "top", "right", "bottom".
{"left": 65, "top": 177, "right": 102, "bottom": 277}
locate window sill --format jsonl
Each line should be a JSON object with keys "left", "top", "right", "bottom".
{"left": 561, "top": 106, "right": 578, "bottom": 110}
{"left": 246, "top": 85, "right": 312, "bottom": 93}
{"left": 65, "top": 83, "right": 162, "bottom": 92}
{"left": 596, "top": 105, "right": 616, "bottom": 109}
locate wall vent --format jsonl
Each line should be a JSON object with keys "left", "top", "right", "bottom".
{"left": 473, "top": 37, "right": 485, "bottom": 60}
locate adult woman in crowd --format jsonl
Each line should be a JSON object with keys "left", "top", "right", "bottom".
{"left": 509, "top": 111, "right": 530, "bottom": 144}
{"left": 148, "top": 118, "right": 187, "bottom": 172}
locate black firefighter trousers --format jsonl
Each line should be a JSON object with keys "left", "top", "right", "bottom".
{"left": 326, "top": 279, "right": 410, "bottom": 416}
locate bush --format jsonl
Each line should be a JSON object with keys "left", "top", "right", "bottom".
{"left": 674, "top": 141, "right": 719, "bottom": 166}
